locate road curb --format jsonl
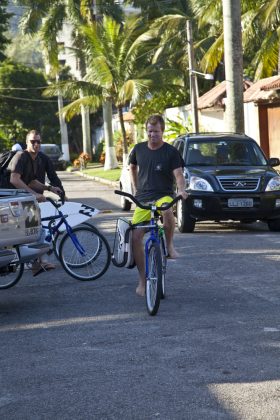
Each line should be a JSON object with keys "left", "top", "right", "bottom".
{"left": 76, "top": 170, "right": 119, "bottom": 188}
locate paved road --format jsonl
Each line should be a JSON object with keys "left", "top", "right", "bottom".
{"left": 1, "top": 171, "right": 280, "bottom": 419}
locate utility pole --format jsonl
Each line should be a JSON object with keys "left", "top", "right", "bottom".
{"left": 186, "top": 20, "right": 199, "bottom": 133}
{"left": 222, "top": 0, "right": 244, "bottom": 133}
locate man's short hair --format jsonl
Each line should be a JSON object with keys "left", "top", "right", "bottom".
{"left": 26, "top": 130, "right": 40, "bottom": 142}
{"left": 145, "top": 115, "right": 165, "bottom": 131}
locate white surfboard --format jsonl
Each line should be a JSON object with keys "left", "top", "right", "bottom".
{"left": 39, "top": 201, "right": 99, "bottom": 231}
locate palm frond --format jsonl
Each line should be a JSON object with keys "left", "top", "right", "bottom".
{"left": 39, "top": 2, "right": 66, "bottom": 68}
{"left": 200, "top": 34, "right": 224, "bottom": 73}
{"left": 61, "top": 95, "right": 103, "bottom": 121}
{"left": 43, "top": 80, "right": 102, "bottom": 99}
{"left": 252, "top": 30, "right": 279, "bottom": 79}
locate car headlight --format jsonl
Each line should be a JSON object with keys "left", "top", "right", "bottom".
{"left": 265, "top": 176, "right": 280, "bottom": 191}
{"left": 189, "top": 176, "right": 213, "bottom": 192}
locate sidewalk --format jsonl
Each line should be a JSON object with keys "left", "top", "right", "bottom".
{"left": 75, "top": 169, "right": 119, "bottom": 188}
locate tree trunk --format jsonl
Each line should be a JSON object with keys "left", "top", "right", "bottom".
{"left": 57, "top": 91, "right": 70, "bottom": 161}
{"left": 80, "top": 90, "right": 92, "bottom": 160}
{"left": 103, "top": 100, "right": 118, "bottom": 170}
{"left": 222, "top": 0, "right": 244, "bottom": 133}
{"left": 278, "top": 42, "right": 280, "bottom": 74}
{"left": 118, "top": 106, "right": 128, "bottom": 164}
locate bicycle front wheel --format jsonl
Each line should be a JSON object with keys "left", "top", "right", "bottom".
{"left": 159, "top": 235, "right": 167, "bottom": 299}
{"left": 53, "top": 222, "right": 100, "bottom": 261}
{"left": 146, "top": 243, "right": 162, "bottom": 316}
{"left": 59, "top": 225, "right": 111, "bottom": 281}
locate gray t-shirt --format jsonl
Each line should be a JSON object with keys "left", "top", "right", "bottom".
{"left": 129, "top": 141, "right": 183, "bottom": 201}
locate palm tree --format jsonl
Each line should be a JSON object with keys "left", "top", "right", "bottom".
{"left": 241, "top": 0, "right": 280, "bottom": 78}
{"left": 47, "top": 15, "right": 184, "bottom": 166}
{"left": 190, "top": 0, "right": 280, "bottom": 80}
{"left": 15, "top": 0, "right": 125, "bottom": 168}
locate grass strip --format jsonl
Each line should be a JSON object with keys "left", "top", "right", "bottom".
{"left": 82, "top": 166, "right": 121, "bottom": 181}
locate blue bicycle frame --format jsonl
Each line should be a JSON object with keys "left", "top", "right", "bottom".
{"left": 41, "top": 205, "right": 86, "bottom": 257}
{"left": 143, "top": 204, "right": 161, "bottom": 279}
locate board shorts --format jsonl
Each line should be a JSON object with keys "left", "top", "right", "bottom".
{"left": 132, "top": 195, "right": 173, "bottom": 225}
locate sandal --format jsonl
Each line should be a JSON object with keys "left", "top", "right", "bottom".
{"left": 32, "top": 262, "right": 56, "bottom": 277}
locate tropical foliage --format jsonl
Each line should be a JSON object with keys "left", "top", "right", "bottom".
{"left": 0, "top": 61, "right": 60, "bottom": 142}
{"left": 5, "top": 32, "right": 44, "bottom": 69}
{"left": 2, "top": 0, "right": 280, "bottom": 161}
{"left": 44, "top": 15, "right": 184, "bottom": 157}
{"left": 164, "top": 116, "right": 192, "bottom": 142}
{"left": 190, "top": 0, "right": 280, "bottom": 80}
{"left": 0, "top": 0, "right": 12, "bottom": 61}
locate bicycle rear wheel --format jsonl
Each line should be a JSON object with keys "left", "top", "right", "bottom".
{"left": 146, "top": 243, "right": 162, "bottom": 316}
{"left": 159, "top": 234, "right": 167, "bottom": 299}
{"left": 0, "top": 250, "right": 24, "bottom": 289}
{"left": 59, "top": 225, "right": 110, "bottom": 281}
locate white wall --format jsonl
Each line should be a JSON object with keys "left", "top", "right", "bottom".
{"left": 165, "top": 104, "right": 261, "bottom": 145}
{"left": 165, "top": 106, "right": 225, "bottom": 132}
{"left": 199, "top": 109, "right": 225, "bottom": 132}
{"left": 244, "top": 102, "right": 260, "bottom": 144}
{"left": 164, "top": 106, "right": 189, "bottom": 123}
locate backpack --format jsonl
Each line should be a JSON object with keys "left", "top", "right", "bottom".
{"left": 0, "top": 151, "right": 17, "bottom": 188}
{"left": 111, "top": 217, "right": 135, "bottom": 269}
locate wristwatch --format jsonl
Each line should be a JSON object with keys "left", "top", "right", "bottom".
{"left": 47, "top": 185, "right": 52, "bottom": 191}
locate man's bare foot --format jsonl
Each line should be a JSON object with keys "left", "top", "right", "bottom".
{"left": 136, "top": 283, "right": 145, "bottom": 297}
{"left": 167, "top": 248, "right": 180, "bottom": 259}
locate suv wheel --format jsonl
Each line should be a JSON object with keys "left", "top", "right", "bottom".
{"left": 120, "top": 186, "right": 132, "bottom": 211}
{"left": 176, "top": 198, "right": 195, "bottom": 233}
{"left": 267, "top": 219, "right": 280, "bottom": 232}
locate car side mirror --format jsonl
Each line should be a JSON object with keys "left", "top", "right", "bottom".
{"left": 268, "top": 157, "right": 280, "bottom": 167}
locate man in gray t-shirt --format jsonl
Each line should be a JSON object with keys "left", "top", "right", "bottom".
{"left": 129, "top": 114, "right": 187, "bottom": 297}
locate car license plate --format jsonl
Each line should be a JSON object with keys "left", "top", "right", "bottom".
{"left": 228, "top": 198, "right": 253, "bottom": 208}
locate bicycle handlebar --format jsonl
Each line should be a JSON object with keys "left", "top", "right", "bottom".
{"left": 46, "top": 196, "right": 62, "bottom": 209}
{"left": 114, "top": 190, "right": 182, "bottom": 211}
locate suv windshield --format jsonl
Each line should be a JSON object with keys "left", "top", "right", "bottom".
{"left": 41, "top": 145, "right": 61, "bottom": 155}
{"left": 186, "top": 140, "right": 267, "bottom": 166}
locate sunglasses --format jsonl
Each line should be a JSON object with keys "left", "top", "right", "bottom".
{"left": 30, "top": 140, "right": 41, "bottom": 145}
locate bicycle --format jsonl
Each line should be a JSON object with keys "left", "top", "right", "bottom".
{"left": 41, "top": 197, "right": 111, "bottom": 281}
{"left": 113, "top": 190, "right": 182, "bottom": 316}
{"left": 0, "top": 197, "right": 111, "bottom": 289}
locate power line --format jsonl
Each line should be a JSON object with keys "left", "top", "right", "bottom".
{"left": 0, "top": 86, "right": 50, "bottom": 90}
{"left": 0, "top": 94, "right": 59, "bottom": 103}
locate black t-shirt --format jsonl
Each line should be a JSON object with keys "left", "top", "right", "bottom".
{"left": 36, "top": 152, "right": 64, "bottom": 192}
{"left": 8, "top": 151, "right": 37, "bottom": 185}
{"left": 129, "top": 141, "right": 183, "bottom": 201}
{"left": 7, "top": 151, "right": 64, "bottom": 192}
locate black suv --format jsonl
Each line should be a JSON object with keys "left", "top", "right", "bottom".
{"left": 173, "top": 133, "right": 280, "bottom": 232}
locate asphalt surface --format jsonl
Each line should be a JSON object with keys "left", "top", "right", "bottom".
{"left": 1, "top": 171, "right": 280, "bottom": 419}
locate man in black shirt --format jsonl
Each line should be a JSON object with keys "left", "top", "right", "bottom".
{"left": 8, "top": 130, "right": 63, "bottom": 202}
{"left": 36, "top": 151, "right": 65, "bottom": 196}
{"left": 8, "top": 130, "right": 64, "bottom": 276}
{"left": 129, "top": 115, "right": 187, "bottom": 296}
